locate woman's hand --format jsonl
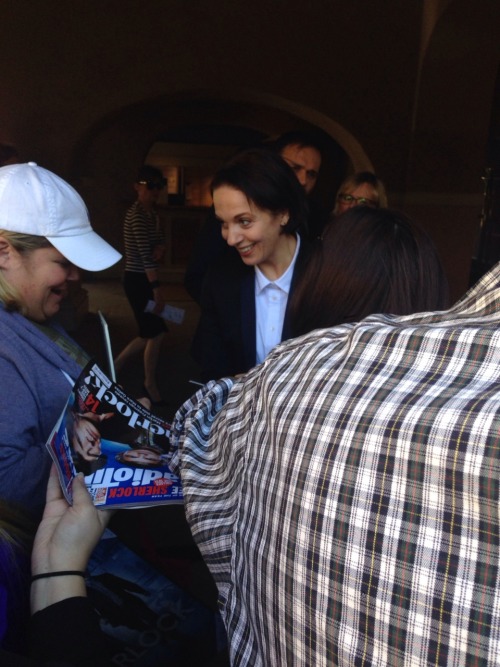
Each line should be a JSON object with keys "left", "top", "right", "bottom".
{"left": 31, "top": 465, "right": 113, "bottom": 613}
{"left": 33, "top": 465, "right": 112, "bottom": 573}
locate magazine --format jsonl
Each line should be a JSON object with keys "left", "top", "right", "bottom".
{"left": 46, "top": 360, "right": 183, "bottom": 508}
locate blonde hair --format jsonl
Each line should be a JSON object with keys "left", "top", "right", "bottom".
{"left": 333, "top": 171, "right": 388, "bottom": 215}
{"left": 0, "top": 500, "right": 35, "bottom": 553}
{"left": 0, "top": 231, "right": 51, "bottom": 313}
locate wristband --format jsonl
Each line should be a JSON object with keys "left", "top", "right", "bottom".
{"left": 31, "top": 570, "right": 86, "bottom": 583}
{"left": 149, "top": 280, "right": 160, "bottom": 289}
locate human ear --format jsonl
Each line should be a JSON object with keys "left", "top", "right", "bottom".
{"left": 280, "top": 212, "right": 290, "bottom": 226}
{"left": 0, "top": 237, "right": 13, "bottom": 269}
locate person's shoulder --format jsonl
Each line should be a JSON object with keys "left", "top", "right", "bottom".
{"left": 297, "top": 234, "right": 312, "bottom": 255}
{"left": 306, "top": 198, "right": 330, "bottom": 240}
{"left": 293, "top": 234, "right": 313, "bottom": 273}
{"left": 124, "top": 200, "right": 144, "bottom": 220}
{"left": 200, "top": 249, "right": 250, "bottom": 305}
{"left": 0, "top": 306, "right": 31, "bottom": 339}
{"left": 126, "top": 200, "right": 140, "bottom": 213}
{"left": 208, "top": 246, "right": 248, "bottom": 278}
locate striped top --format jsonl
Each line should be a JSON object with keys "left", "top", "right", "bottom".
{"left": 123, "top": 200, "right": 164, "bottom": 273}
{"left": 170, "top": 260, "right": 500, "bottom": 666}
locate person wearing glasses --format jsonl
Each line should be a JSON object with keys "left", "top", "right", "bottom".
{"left": 333, "top": 171, "right": 388, "bottom": 215}
{"left": 114, "top": 166, "right": 168, "bottom": 406}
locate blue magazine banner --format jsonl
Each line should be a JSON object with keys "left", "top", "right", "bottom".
{"left": 46, "top": 360, "right": 183, "bottom": 508}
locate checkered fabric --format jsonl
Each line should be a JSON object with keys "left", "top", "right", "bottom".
{"left": 169, "top": 262, "right": 500, "bottom": 666}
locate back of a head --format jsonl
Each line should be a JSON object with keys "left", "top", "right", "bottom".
{"left": 290, "top": 207, "right": 449, "bottom": 337}
{"left": 210, "top": 147, "right": 309, "bottom": 235}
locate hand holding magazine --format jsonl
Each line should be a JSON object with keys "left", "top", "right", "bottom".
{"left": 46, "top": 360, "right": 183, "bottom": 508}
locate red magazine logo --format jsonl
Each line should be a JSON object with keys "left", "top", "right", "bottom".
{"left": 154, "top": 478, "right": 173, "bottom": 487}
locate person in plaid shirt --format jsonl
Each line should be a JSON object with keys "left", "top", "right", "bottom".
{"left": 169, "top": 260, "right": 500, "bottom": 666}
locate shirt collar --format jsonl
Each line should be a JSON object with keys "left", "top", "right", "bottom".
{"left": 254, "top": 234, "right": 301, "bottom": 295}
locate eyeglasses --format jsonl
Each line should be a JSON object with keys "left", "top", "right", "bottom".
{"left": 138, "top": 179, "right": 166, "bottom": 191}
{"left": 338, "top": 193, "right": 378, "bottom": 208}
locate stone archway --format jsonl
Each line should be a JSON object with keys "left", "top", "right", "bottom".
{"left": 69, "top": 88, "right": 375, "bottom": 278}
{"left": 219, "top": 87, "right": 374, "bottom": 172}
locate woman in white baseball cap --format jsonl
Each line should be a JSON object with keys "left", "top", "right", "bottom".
{"left": 0, "top": 162, "right": 121, "bottom": 518}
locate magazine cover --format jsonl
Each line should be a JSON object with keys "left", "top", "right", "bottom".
{"left": 46, "top": 360, "right": 183, "bottom": 508}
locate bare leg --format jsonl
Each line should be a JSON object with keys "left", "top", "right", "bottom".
{"left": 143, "top": 332, "right": 165, "bottom": 402}
{"left": 114, "top": 337, "right": 147, "bottom": 373}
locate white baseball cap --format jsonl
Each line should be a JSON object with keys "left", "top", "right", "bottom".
{"left": 0, "top": 162, "right": 121, "bottom": 271}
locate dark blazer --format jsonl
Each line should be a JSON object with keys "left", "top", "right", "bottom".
{"left": 191, "top": 237, "right": 310, "bottom": 381}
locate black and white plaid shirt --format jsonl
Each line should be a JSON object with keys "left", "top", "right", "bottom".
{"left": 170, "top": 262, "right": 500, "bottom": 666}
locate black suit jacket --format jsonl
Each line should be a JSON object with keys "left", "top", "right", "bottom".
{"left": 192, "top": 238, "right": 310, "bottom": 381}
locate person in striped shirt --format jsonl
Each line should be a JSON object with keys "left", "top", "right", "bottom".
{"left": 114, "top": 165, "right": 167, "bottom": 406}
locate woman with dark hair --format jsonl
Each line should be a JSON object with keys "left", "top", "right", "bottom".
{"left": 192, "top": 148, "right": 310, "bottom": 380}
{"left": 67, "top": 411, "right": 111, "bottom": 474}
{"left": 289, "top": 207, "right": 449, "bottom": 338}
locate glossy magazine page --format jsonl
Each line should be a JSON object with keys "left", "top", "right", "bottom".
{"left": 46, "top": 360, "right": 183, "bottom": 508}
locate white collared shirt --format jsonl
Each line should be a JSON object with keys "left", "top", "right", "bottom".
{"left": 254, "top": 235, "right": 301, "bottom": 364}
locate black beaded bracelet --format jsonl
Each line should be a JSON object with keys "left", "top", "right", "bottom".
{"left": 31, "top": 570, "right": 85, "bottom": 582}
{"left": 149, "top": 280, "right": 160, "bottom": 289}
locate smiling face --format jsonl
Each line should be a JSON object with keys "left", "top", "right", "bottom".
{"left": 0, "top": 240, "right": 79, "bottom": 322}
{"left": 213, "top": 185, "right": 295, "bottom": 279}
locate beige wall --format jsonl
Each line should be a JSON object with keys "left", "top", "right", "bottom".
{"left": 1, "top": 0, "right": 499, "bottom": 299}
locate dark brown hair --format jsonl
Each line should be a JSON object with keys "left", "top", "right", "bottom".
{"left": 210, "top": 148, "right": 309, "bottom": 236}
{"left": 289, "top": 207, "right": 449, "bottom": 337}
